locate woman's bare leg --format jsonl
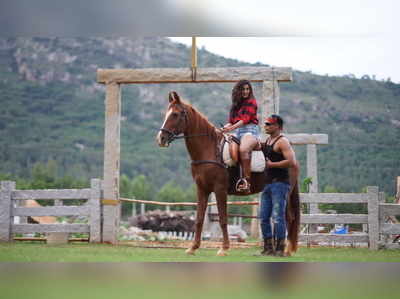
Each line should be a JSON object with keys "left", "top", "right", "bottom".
{"left": 237, "top": 134, "right": 258, "bottom": 192}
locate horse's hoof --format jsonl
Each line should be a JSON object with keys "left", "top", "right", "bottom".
{"left": 185, "top": 248, "right": 196, "bottom": 255}
{"left": 217, "top": 249, "right": 228, "bottom": 256}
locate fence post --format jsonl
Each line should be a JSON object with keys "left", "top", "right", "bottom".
{"left": 208, "top": 193, "right": 221, "bottom": 240}
{"left": 131, "top": 203, "right": 136, "bottom": 217}
{"left": 141, "top": 203, "right": 145, "bottom": 215}
{"left": 102, "top": 82, "right": 121, "bottom": 244}
{"left": 0, "top": 181, "right": 16, "bottom": 242}
{"left": 250, "top": 202, "right": 259, "bottom": 238}
{"left": 367, "top": 186, "right": 379, "bottom": 250}
{"left": 89, "top": 179, "right": 102, "bottom": 243}
{"left": 378, "top": 191, "right": 387, "bottom": 246}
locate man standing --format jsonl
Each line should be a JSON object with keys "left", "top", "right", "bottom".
{"left": 259, "top": 114, "right": 297, "bottom": 257}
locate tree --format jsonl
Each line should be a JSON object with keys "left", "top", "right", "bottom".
{"left": 131, "top": 175, "right": 153, "bottom": 202}
{"left": 156, "top": 181, "right": 186, "bottom": 211}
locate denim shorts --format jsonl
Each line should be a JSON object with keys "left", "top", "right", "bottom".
{"left": 232, "top": 124, "right": 260, "bottom": 140}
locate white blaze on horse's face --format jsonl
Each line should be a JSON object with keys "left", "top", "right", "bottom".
{"left": 156, "top": 108, "right": 173, "bottom": 147}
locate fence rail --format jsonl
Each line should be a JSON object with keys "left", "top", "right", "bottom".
{"left": 13, "top": 224, "right": 90, "bottom": 234}
{"left": 300, "top": 193, "right": 369, "bottom": 203}
{"left": 12, "top": 189, "right": 91, "bottom": 200}
{"left": 13, "top": 206, "right": 90, "bottom": 217}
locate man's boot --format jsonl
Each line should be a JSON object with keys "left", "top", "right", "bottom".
{"left": 275, "top": 239, "right": 286, "bottom": 257}
{"left": 260, "top": 238, "right": 275, "bottom": 256}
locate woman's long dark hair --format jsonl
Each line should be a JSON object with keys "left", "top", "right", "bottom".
{"left": 230, "top": 80, "right": 254, "bottom": 117}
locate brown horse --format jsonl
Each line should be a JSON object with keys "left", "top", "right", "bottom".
{"left": 156, "top": 91, "right": 300, "bottom": 256}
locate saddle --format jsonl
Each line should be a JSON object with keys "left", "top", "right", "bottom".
{"left": 222, "top": 134, "right": 266, "bottom": 172}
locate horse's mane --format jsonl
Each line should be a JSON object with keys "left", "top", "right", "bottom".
{"left": 180, "top": 100, "right": 220, "bottom": 141}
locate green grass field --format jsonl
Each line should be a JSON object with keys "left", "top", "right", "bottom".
{"left": 1, "top": 242, "right": 399, "bottom": 299}
{"left": 1, "top": 242, "right": 399, "bottom": 262}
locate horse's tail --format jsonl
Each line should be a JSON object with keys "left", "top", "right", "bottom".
{"left": 286, "top": 182, "right": 300, "bottom": 255}
{"left": 286, "top": 162, "right": 301, "bottom": 256}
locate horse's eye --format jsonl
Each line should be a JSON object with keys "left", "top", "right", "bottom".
{"left": 171, "top": 112, "right": 179, "bottom": 119}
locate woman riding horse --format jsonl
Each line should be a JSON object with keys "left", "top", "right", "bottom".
{"left": 221, "top": 80, "right": 260, "bottom": 194}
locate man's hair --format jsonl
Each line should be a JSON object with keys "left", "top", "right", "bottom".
{"left": 270, "top": 114, "right": 284, "bottom": 128}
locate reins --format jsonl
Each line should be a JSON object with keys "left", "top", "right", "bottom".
{"left": 159, "top": 128, "right": 210, "bottom": 143}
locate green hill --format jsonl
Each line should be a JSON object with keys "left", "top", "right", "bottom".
{"left": 0, "top": 37, "right": 399, "bottom": 195}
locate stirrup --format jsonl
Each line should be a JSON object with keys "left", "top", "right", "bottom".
{"left": 236, "top": 178, "right": 251, "bottom": 193}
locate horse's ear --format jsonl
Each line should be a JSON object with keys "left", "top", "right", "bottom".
{"left": 168, "top": 91, "right": 181, "bottom": 104}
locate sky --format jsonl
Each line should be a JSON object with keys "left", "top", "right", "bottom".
{"left": 168, "top": 0, "right": 400, "bottom": 83}
{"left": 169, "top": 36, "right": 398, "bottom": 83}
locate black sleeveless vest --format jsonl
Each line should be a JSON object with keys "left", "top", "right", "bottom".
{"left": 262, "top": 135, "right": 289, "bottom": 183}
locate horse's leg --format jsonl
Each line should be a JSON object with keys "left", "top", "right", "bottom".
{"left": 215, "top": 189, "right": 229, "bottom": 256}
{"left": 186, "top": 187, "right": 209, "bottom": 255}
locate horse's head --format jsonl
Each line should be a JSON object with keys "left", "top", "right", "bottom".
{"left": 156, "top": 91, "right": 188, "bottom": 147}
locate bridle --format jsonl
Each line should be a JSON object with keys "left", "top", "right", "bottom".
{"left": 159, "top": 105, "right": 208, "bottom": 144}
{"left": 158, "top": 104, "right": 226, "bottom": 169}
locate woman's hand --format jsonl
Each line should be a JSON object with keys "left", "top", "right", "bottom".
{"left": 221, "top": 123, "right": 232, "bottom": 133}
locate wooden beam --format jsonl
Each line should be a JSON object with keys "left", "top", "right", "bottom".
{"left": 285, "top": 134, "right": 329, "bottom": 145}
{"left": 381, "top": 223, "right": 400, "bottom": 235}
{"left": 300, "top": 233, "right": 369, "bottom": 243}
{"left": 379, "top": 203, "right": 400, "bottom": 218}
{"left": 12, "top": 206, "right": 90, "bottom": 217}
{"left": 301, "top": 214, "right": 368, "bottom": 224}
{"left": 97, "top": 67, "right": 293, "bottom": 84}
{"left": 301, "top": 193, "right": 369, "bottom": 203}
{"left": 12, "top": 189, "right": 91, "bottom": 200}
{"left": 13, "top": 224, "right": 90, "bottom": 234}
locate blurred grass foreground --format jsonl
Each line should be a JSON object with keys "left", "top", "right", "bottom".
{"left": 0, "top": 260, "right": 399, "bottom": 299}
{"left": 1, "top": 242, "right": 399, "bottom": 262}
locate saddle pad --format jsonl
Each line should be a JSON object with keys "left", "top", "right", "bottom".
{"left": 222, "top": 142, "right": 266, "bottom": 172}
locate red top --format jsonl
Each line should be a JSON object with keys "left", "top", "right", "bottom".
{"left": 229, "top": 98, "right": 258, "bottom": 125}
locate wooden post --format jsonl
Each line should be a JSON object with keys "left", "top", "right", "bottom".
{"left": 250, "top": 201, "right": 260, "bottom": 238}
{"left": 131, "top": 203, "right": 136, "bottom": 217}
{"left": 307, "top": 144, "right": 320, "bottom": 233}
{"left": 89, "top": 179, "right": 102, "bottom": 243}
{"left": 307, "top": 144, "right": 319, "bottom": 194}
{"left": 378, "top": 191, "right": 386, "bottom": 245}
{"left": 367, "top": 186, "right": 379, "bottom": 250}
{"left": 0, "top": 181, "right": 15, "bottom": 242}
{"left": 141, "top": 203, "right": 145, "bottom": 215}
{"left": 208, "top": 193, "right": 221, "bottom": 240}
{"left": 396, "top": 176, "right": 400, "bottom": 203}
{"left": 261, "top": 78, "right": 280, "bottom": 123}
{"left": 102, "top": 82, "right": 121, "bottom": 244}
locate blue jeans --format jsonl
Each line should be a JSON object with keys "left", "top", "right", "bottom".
{"left": 260, "top": 182, "right": 290, "bottom": 240}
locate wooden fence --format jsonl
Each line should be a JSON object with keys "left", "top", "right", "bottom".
{"left": 299, "top": 186, "right": 379, "bottom": 249}
{"left": 1, "top": 180, "right": 399, "bottom": 250}
{"left": 0, "top": 179, "right": 101, "bottom": 243}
